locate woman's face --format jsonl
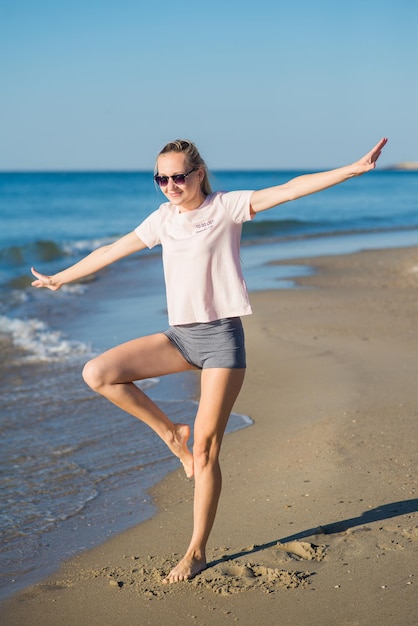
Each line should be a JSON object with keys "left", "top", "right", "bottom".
{"left": 156, "top": 152, "right": 204, "bottom": 211}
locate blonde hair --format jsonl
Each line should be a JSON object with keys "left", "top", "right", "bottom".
{"left": 156, "top": 139, "right": 212, "bottom": 195}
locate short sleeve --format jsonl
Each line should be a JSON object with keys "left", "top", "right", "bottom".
{"left": 219, "top": 190, "right": 254, "bottom": 224}
{"left": 134, "top": 209, "right": 162, "bottom": 249}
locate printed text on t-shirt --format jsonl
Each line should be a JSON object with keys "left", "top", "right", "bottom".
{"left": 194, "top": 219, "right": 214, "bottom": 234}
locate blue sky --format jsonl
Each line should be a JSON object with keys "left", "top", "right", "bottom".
{"left": 1, "top": 0, "right": 417, "bottom": 170}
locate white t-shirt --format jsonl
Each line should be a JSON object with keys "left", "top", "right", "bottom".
{"left": 135, "top": 190, "right": 254, "bottom": 325}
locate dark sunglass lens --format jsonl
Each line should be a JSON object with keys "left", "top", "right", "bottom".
{"left": 172, "top": 174, "right": 186, "bottom": 185}
{"left": 155, "top": 176, "right": 168, "bottom": 186}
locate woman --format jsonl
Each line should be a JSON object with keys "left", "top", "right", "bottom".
{"left": 31, "top": 136, "right": 387, "bottom": 584}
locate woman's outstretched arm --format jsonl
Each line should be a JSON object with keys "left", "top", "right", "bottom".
{"left": 250, "top": 137, "right": 388, "bottom": 215}
{"left": 31, "top": 231, "right": 146, "bottom": 290}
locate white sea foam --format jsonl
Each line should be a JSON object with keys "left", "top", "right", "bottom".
{"left": 61, "top": 283, "right": 88, "bottom": 295}
{"left": 0, "top": 314, "right": 92, "bottom": 362}
{"left": 62, "top": 237, "right": 115, "bottom": 257}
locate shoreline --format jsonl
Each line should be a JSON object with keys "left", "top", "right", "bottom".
{"left": 2, "top": 245, "right": 418, "bottom": 625}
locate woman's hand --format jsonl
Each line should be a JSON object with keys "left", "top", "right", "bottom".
{"left": 353, "top": 137, "right": 388, "bottom": 174}
{"left": 31, "top": 267, "right": 61, "bottom": 290}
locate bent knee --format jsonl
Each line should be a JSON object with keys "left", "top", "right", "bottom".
{"left": 82, "top": 358, "right": 106, "bottom": 392}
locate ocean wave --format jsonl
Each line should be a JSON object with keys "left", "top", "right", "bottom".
{"left": 0, "top": 314, "right": 93, "bottom": 363}
{"left": 62, "top": 236, "right": 116, "bottom": 256}
{"left": 242, "top": 217, "right": 322, "bottom": 240}
{"left": 0, "top": 237, "right": 116, "bottom": 269}
{"left": 240, "top": 214, "right": 417, "bottom": 242}
{"left": 0, "top": 240, "right": 64, "bottom": 266}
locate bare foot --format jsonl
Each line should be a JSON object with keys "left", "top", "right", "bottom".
{"left": 162, "top": 553, "right": 207, "bottom": 584}
{"left": 167, "top": 423, "right": 194, "bottom": 478}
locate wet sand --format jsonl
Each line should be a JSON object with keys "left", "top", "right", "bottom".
{"left": 2, "top": 246, "right": 417, "bottom": 626}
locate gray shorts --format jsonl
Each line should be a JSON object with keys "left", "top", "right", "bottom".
{"left": 164, "top": 317, "right": 246, "bottom": 369}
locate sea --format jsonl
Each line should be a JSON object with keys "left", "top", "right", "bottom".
{"left": 1, "top": 169, "right": 418, "bottom": 600}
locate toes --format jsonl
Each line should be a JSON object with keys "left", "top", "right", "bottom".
{"left": 162, "top": 571, "right": 190, "bottom": 584}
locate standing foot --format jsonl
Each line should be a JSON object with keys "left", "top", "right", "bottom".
{"left": 162, "top": 553, "right": 207, "bottom": 584}
{"left": 167, "top": 423, "right": 194, "bottom": 478}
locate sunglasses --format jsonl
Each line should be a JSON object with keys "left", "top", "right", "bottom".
{"left": 154, "top": 168, "right": 196, "bottom": 187}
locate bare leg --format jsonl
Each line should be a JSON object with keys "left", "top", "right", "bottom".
{"left": 82, "top": 333, "right": 197, "bottom": 477}
{"left": 163, "top": 367, "right": 245, "bottom": 583}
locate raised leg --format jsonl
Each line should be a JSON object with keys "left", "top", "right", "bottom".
{"left": 163, "top": 367, "right": 245, "bottom": 583}
{"left": 82, "top": 333, "right": 197, "bottom": 476}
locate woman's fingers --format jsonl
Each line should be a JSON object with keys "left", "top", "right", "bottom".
{"left": 30, "top": 267, "right": 59, "bottom": 290}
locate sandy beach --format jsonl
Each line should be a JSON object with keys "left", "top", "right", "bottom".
{"left": 2, "top": 245, "right": 417, "bottom": 626}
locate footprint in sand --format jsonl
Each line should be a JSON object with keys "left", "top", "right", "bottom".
{"left": 193, "top": 560, "right": 311, "bottom": 595}
{"left": 276, "top": 540, "right": 327, "bottom": 562}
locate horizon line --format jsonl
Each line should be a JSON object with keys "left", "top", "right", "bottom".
{"left": 0, "top": 164, "right": 411, "bottom": 174}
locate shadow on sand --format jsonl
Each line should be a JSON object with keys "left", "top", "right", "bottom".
{"left": 208, "top": 498, "right": 418, "bottom": 567}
